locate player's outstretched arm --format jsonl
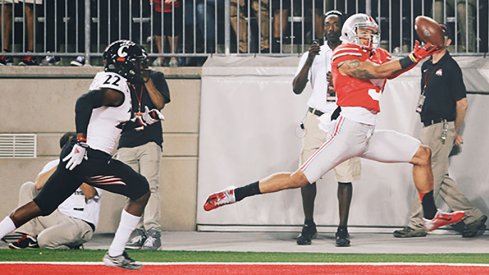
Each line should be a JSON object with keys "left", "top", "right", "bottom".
{"left": 338, "top": 41, "right": 437, "bottom": 80}
{"left": 388, "top": 41, "right": 438, "bottom": 79}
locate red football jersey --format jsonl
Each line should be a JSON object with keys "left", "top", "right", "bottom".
{"left": 331, "top": 43, "right": 392, "bottom": 113}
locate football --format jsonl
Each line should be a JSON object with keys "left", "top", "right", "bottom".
{"left": 414, "top": 16, "right": 444, "bottom": 48}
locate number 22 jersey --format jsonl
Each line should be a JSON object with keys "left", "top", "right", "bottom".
{"left": 86, "top": 71, "right": 132, "bottom": 155}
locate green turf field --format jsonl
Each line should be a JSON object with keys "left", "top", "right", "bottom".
{"left": 0, "top": 250, "right": 488, "bottom": 264}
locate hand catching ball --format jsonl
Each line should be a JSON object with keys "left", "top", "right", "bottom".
{"left": 414, "top": 16, "right": 444, "bottom": 49}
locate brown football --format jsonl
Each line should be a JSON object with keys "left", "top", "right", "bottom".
{"left": 414, "top": 16, "right": 444, "bottom": 48}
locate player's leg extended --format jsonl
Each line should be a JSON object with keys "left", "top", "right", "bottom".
{"left": 410, "top": 145, "right": 434, "bottom": 199}
{"left": 0, "top": 201, "right": 43, "bottom": 239}
{"left": 362, "top": 130, "right": 464, "bottom": 230}
{"left": 92, "top": 158, "right": 149, "bottom": 270}
{"left": 408, "top": 145, "right": 463, "bottom": 230}
{"left": 104, "top": 191, "right": 149, "bottom": 270}
{"left": 204, "top": 117, "right": 364, "bottom": 211}
{"left": 0, "top": 166, "right": 78, "bottom": 240}
{"left": 203, "top": 170, "right": 311, "bottom": 212}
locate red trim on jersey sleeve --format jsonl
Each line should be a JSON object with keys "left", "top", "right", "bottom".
{"left": 332, "top": 43, "right": 364, "bottom": 62}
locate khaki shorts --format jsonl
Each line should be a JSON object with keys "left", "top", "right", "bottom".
{"left": 300, "top": 112, "right": 361, "bottom": 182}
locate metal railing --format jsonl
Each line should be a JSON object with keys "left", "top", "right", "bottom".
{"left": 0, "top": 0, "right": 487, "bottom": 66}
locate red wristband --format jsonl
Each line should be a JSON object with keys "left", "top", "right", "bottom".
{"left": 77, "top": 136, "right": 87, "bottom": 142}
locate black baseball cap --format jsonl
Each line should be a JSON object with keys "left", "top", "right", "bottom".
{"left": 439, "top": 24, "right": 454, "bottom": 40}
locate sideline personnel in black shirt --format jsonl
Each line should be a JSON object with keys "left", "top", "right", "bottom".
{"left": 394, "top": 24, "right": 487, "bottom": 239}
{"left": 419, "top": 46, "right": 466, "bottom": 131}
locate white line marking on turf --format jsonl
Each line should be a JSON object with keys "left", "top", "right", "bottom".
{"left": 0, "top": 262, "right": 489, "bottom": 267}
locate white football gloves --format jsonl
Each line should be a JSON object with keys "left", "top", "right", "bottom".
{"left": 62, "top": 142, "right": 89, "bottom": 170}
{"left": 142, "top": 106, "right": 165, "bottom": 125}
{"left": 132, "top": 106, "right": 165, "bottom": 131}
{"left": 130, "top": 115, "right": 147, "bottom": 131}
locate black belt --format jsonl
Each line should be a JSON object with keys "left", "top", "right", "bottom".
{"left": 308, "top": 107, "right": 324, "bottom": 117}
{"left": 422, "top": 118, "right": 452, "bottom": 127}
{"left": 83, "top": 220, "right": 96, "bottom": 232}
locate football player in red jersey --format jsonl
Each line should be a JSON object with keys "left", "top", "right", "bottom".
{"left": 203, "top": 14, "right": 465, "bottom": 235}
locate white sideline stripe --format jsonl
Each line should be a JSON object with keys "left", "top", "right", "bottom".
{"left": 0, "top": 261, "right": 488, "bottom": 267}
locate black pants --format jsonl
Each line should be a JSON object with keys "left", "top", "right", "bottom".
{"left": 34, "top": 141, "right": 149, "bottom": 216}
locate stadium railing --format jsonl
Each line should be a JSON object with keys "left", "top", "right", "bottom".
{"left": 0, "top": 0, "right": 487, "bottom": 66}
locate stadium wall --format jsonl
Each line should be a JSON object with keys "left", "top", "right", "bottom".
{"left": 196, "top": 56, "right": 489, "bottom": 231}
{"left": 0, "top": 66, "right": 200, "bottom": 233}
{"left": 1, "top": 56, "right": 488, "bottom": 233}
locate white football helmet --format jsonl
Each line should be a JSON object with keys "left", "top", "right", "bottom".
{"left": 340, "top": 13, "right": 380, "bottom": 50}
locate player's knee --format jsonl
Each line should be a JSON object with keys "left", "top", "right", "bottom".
{"left": 38, "top": 206, "right": 56, "bottom": 216}
{"left": 139, "top": 190, "right": 151, "bottom": 204}
{"left": 31, "top": 199, "right": 57, "bottom": 216}
{"left": 290, "top": 171, "right": 310, "bottom": 189}
{"left": 132, "top": 188, "right": 151, "bottom": 206}
{"left": 129, "top": 174, "right": 151, "bottom": 202}
{"left": 15, "top": 200, "right": 50, "bottom": 220}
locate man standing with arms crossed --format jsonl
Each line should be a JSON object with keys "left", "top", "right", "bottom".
{"left": 393, "top": 24, "right": 487, "bottom": 238}
{"left": 293, "top": 10, "right": 360, "bottom": 247}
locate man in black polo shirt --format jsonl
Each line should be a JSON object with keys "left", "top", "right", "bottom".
{"left": 117, "top": 70, "right": 170, "bottom": 250}
{"left": 394, "top": 24, "right": 487, "bottom": 238}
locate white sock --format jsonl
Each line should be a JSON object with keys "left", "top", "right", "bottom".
{"left": 108, "top": 209, "right": 141, "bottom": 257}
{"left": 0, "top": 216, "right": 17, "bottom": 239}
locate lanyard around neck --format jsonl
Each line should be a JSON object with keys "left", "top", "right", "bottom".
{"left": 131, "top": 84, "right": 144, "bottom": 115}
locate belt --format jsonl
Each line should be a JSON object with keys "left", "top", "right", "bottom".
{"left": 83, "top": 220, "right": 96, "bottom": 232}
{"left": 308, "top": 107, "right": 324, "bottom": 117}
{"left": 422, "top": 118, "right": 452, "bottom": 127}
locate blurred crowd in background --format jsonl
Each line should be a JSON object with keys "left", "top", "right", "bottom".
{"left": 0, "top": 0, "right": 487, "bottom": 67}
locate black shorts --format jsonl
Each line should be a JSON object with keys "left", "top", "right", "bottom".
{"left": 152, "top": 8, "right": 183, "bottom": 36}
{"left": 34, "top": 141, "right": 149, "bottom": 215}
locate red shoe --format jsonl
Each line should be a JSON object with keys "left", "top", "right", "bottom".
{"left": 423, "top": 210, "right": 465, "bottom": 232}
{"left": 203, "top": 187, "right": 236, "bottom": 211}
